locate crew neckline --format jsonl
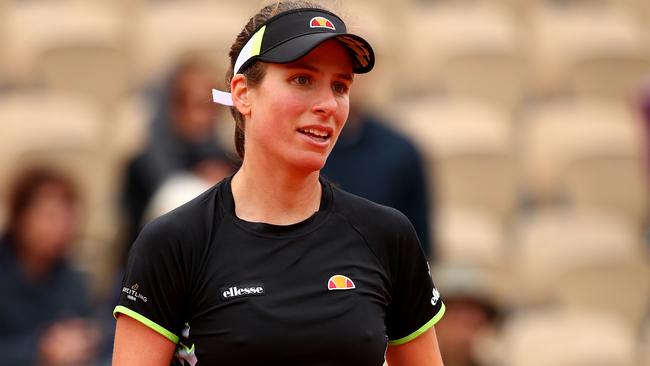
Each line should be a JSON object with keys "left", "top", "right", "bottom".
{"left": 219, "top": 175, "right": 333, "bottom": 238}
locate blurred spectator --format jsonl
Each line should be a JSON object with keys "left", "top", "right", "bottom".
{"left": 434, "top": 265, "right": 501, "bottom": 366}
{"left": 121, "top": 58, "right": 236, "bottom": 255}
{"left": 322, "top": 106, "right": 434, "bottom": 258}
{"left": 0, "top": 167, "right": 101, "bottom": 366}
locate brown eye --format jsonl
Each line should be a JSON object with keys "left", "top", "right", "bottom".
{"left": 332, "top": 82, "right": 348, "bottom": 95}
{"left": 292, "top": 75, "right": 311, "bottom": 86}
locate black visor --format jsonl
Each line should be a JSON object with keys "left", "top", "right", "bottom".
{"left": 234, "top": 8, "right": 375, "bottom": 75}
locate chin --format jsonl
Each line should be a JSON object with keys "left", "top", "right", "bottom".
{"left": 289, "top": 152, "right": 329, "bottom": 173}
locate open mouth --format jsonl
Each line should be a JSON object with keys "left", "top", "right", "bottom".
{"left": 297, "top": 127, "right": 331, "bottom": 142}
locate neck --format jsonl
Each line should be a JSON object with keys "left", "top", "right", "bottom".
{"left": 231, "top": 157, "right": 322, "bottom": 225}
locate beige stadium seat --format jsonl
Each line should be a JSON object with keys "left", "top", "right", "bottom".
{"left": 131, "top": 1, "right": 256, "bottom": 86}
{"left": 108, "top": 96, "right": 153, "bottom": 164}
{"left": 519, "top": 99, "right": 645, "bottom": 204}
{"left": 37, "top": 44, "right": 130, "bottom": 112}
{"left": 0, "top": 91, "right": 102, "bottom": 155}
{"left": 437, "top": 152, "right": 517, "bottom": 225}
{"left": 564, "top": 153, "right": 648, "bottom": 230}
{"left": 4, "top": 1, "right": 124, "bottom": 85}
{"left": 394, "top": 96, "right": 513, "bottom": 160}
{"left": 528, "top": 4, "right": 645, "bottom": 96}
{"left": 568, "top": 55, "right": 650, "bottom": 101}
{"left": 0, "top": 90, "right": 104, "bottom": 220}
{"left": 498, "top": 307, "right": 639, "bottom": 366}
{"left": 511, "top": 208, "right": 645, "bottom": 308}
{"left": 399, "top": 2, "right": 522, "bottom": 97}
{"left": 440, "top": 52, "right": 529, "bottom": 111}
{"left": 554, "top": 257, "right": 650, "bottom": 327}
{"left": 393, "top": 96, "right": 517, "bottom": 223}
{"left": 435, "top": 205, "right": 512, "bottom": 303}
{"left": 344, "top": 3, "right": 401, "bottom": 111}
{"left": 643, "top": 320, "right": 650, "bottom": 366}
{"left": 0, "top": 0, "right": 7, "bottom": 84}
{"left": 437, "top": 205, "right": 507, "bottom": 267}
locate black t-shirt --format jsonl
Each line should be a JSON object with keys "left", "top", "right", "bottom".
{"left": 115, "top": 176, "right": 445, "bottom": 366}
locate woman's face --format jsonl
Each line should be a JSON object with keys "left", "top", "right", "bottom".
{"left": 17, "top": 184, "right": 77, "bottom": 263}
{"left": 245, "top": 39, "right": 354, "bottom": 172}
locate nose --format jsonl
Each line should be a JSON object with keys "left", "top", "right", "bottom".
{"left": 311, "top": 85, "right": 338, "bottom": 119}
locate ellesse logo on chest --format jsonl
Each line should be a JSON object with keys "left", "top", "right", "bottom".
{"left": 220, "top": 283, "right": 266, "bottom": 300}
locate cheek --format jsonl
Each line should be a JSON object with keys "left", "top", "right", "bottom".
{"left": 272, "top": 89, "right": 309, "bottom": 118}
{"left": 332, "top": 98, "right": 350, "bottom": 138}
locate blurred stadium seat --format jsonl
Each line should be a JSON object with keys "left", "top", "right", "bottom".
{"left": 568, "top": 55, "right": 650, "bottom": 101}
{"left": 438, "top": 152, "right": 517, "bottom": 227}
{"left": 554, "top": 257, "right": 650, "bottom": 327}
{"left": 512, "top": 208, "right": 645, "bottom": 307}
{"left": 130, "top": 1, "right": 255, "bottom": 87}
{"left": 498, "top": 307, "right": 639, "bottom": 366}
{"left": 0, "top": 0, "right": 7, "bottom": 85}
{"left": 528, "top": 3, "right": 645, "bottom": 96}
{"left": 4, "top": 1, "right": 124, "bottom": 86}
{"left": 437, "top": 204, "right": 507, "bottom": 268}
{"left": 344, "top": 3, "right": 400, "bottom": 110}
{"left": 439, "top": 52, "right": 529, "bottom": 112}
{"left": 519, "top": 99, "right": 645, "bottom": 204}
{"left": 399, "top": 2, "right": 521, "bottom": 98}
{"left": 109, "top": 95, "right": 153, "bottom": 165}
{"left": 394, "top": 96, "right": 517, "bottom": 224}
{"left": 37, "top": 44, "right": 130, "bottom": 112}
{"left": 564, "top": 153, "right": 648, "bottom": 230}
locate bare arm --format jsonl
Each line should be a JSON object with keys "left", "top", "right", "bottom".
{"left": 112, "top": 314, "right": 176, "bottom": 366}
{"left": 386, "top": 327, "right": 444, "bottom": 366}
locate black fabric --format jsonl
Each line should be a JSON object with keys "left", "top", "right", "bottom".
{"left": 260, "top": 9, "right": 346, "bottom": 53}
{"left": 116, "top": 176, "right": 443, "bottom": 366}
{"left": 238, "top": 8, "right": 374, "bottom": 74}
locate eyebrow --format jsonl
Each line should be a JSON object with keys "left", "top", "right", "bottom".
{"left": 286, "top": 62, "right": 354, "bottom": 82}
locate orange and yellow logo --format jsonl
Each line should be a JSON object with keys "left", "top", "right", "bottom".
{"left": 328, "top": 275, "right": 355, "bottom": 290}
{"left": 310, "top": 16, "right": 335, "bottom": 30}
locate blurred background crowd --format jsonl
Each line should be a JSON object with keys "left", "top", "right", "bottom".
{"left": 0, "top": 0, "right": 649, "bottom": 365}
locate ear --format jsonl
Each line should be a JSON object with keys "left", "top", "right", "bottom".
{"left": 231, "top": 74, "right": 251, "bottom": 116}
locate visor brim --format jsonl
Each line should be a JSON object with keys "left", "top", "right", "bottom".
{"left": 256, "top": 32, "right": 375, "bottom": 74}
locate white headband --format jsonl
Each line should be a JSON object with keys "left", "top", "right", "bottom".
{"left": 212, "top": 26, "right": 267, "bottom": 106}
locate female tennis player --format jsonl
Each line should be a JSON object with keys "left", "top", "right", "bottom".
{"left": 113, "top": 1, "right": 445, "bottom": 365}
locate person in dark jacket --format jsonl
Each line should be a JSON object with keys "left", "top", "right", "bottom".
{"left": 322, "top": 106, "right": 434, "bottom": 258}
{"left": 121, "top": 58, "right": 236, "bottom": 255}
{"left": 0, "top": 167, "right": 100, "bottom": 366}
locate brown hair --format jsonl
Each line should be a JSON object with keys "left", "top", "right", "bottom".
{"left": 4, "top": 167, "right": 78, "bottom": 245}
{"left": 227, "top": 0, "right": 328, "bottom": 159}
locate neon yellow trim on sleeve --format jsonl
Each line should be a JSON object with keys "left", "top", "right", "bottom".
{"left": 387, "top": 302, "right": 446, "bottom": 346}
{"left": 113, "top": 305, "right": 179, "bottom": 344}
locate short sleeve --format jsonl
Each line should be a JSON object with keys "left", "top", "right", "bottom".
{"left": 385, "top": 219, "right": 445, "bottom": 345}
{"left": 113, "top": 218, "right": 190, "bottom": 344}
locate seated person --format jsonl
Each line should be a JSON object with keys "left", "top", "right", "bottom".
{"left": 0, "top": 167, "right": 100, "bottom": 366}
{"left": 122, "top": 58, "right": 236, "bottom": 256}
